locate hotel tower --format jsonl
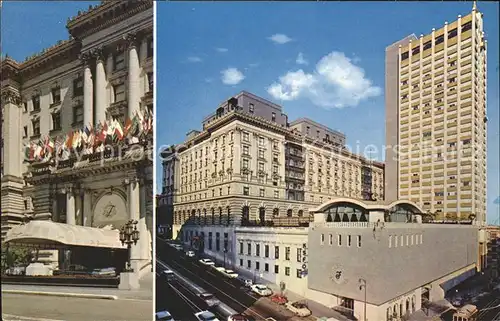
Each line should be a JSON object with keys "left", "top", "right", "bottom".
{"left": 385, "top": 4, "right": 487, "bottom": 223}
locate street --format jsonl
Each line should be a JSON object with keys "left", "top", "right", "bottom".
{"left": 2, "top": 294, "right": 152, "bottom": 321}
{"left": 156, "top": 237, "right": 302, "bottom": 320}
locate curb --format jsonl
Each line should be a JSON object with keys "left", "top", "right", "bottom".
{"left": 2, "top": 290, "right": 118, "bottom": 300}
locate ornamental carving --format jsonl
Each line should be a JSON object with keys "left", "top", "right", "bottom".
{"left": 91, "top": 47, "right": 105, "bottom": 61}
{"left": 1, "top": 90, "right": 21, "bottom": 105}
{"left": 78, "top": 52, "right": 93, "bottom": 65}
{"left": 226, "top": 168, "right": 233, "bottom": 175}
{"left": 272, "top": 173, "right": 280, "bottom": 180}
{"left": 124, "top": 32, "right": 139, "bottom": 49}
{"left": 258, "top": 170, "right": 266, "bottom": 177}
{"left": 241, "top": 168, "right": 250, "bottom": 175}
{"left": 218, "top": 170, "right": 224, "bottom": 177}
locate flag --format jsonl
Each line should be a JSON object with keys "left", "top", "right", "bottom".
{"left": 98, "top": 122, "right": 107, "bottom": 143}
{"left": 24, "top": 144, "right": 32, "bottom": 161}
{"left": 114, "top": 120, "right": 124, "bottom": 141}
{"left": 123, "top": 117, "right": 132, "bottom": 137}
{"left": 65, "top": 132, "right": 73, "bottom": 149}
{"left": 72, "top": 130, "right": 81, "bottom": 150}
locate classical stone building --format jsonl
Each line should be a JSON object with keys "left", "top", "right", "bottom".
{"left": 1, "top": 0, "right": 153, "bottom": 280}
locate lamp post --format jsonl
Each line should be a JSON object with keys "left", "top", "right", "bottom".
{"left": 359, "top": 278, "right": 367, "bottom": 321}
{"left": 119, "top": 220, "right": 139, "bottom": 272}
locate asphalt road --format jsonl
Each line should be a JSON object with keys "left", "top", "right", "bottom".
{"left": 476, "top": 292, "right": 500, "bottom": 321}
{"left": 2, "top": 293, "right": 152, "bottom": 321}
{"left": 157, "top": 238, "right": 299, "bottom": 320}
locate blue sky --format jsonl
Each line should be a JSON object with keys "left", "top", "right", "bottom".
{"left": 157, "top": 1, "right": 499, "bottom": 223}
{"left": 2, "top": 2, "right": 498, "bottom": 223}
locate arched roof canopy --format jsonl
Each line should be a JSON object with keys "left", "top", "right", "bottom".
{"left": 3, "top": 221, "right": 126, "bottom": 249}
{"left": 309, "top": 197, "right": 424, "bottom": 214}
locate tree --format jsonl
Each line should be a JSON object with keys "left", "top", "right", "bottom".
{"left": 1, "top": 246, "right": 34, "bottom": 274}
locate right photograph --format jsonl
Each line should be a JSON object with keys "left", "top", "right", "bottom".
{"left": 155, "top": 2, "right": 500, "bottom": 321}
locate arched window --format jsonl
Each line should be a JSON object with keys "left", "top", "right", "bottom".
{"left": 350, "top": 213, "right": 358, "bottom": 222}
{"left": 191, "top": 210, "right": 196, "bottom": 223}
{"left": 197, "top": 209, "right": 202, "bottom": 223}
{"left": 211, "top": 208, "right": 215, "bottom": 225}
{"left": 259, "top": 207, "right": 266, "bottom": 225}
{"left": 411, "top": 295, "right": 416, "bottom": 313}
{"left": 242, "top": 206, "right": 250, "bottom": 223}
{"left": 226, "top": 207, "right": 231, "bottom": 226}
{"left": 399, "top": 302, "right": 403, "bottom": 317}
{"left": 298, "top": 210, "right": 304, "bottom": 217}
{"left": 219, "top": 207, "right": 223, "bottom": 225}
{"left": 326, "top": 211, "right": 333, "bottom": 222}
{"left": 203, "top": 209, "right": 207, "bottom": 225}
{"left": 342, "top": 213, "right": 350, "bottom": 222}
{"left": 287, "top": 209, "right": 293, "bottom": 217}
{"left": 386, "top": 308, "right": 392, "bottom": 321}
{"left": 273, "top": 208, "right": 279, "bottom": 217}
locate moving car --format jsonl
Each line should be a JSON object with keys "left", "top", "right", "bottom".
{"left": 285, "top": 301, "right": 312, "bottom": 317}
{"left": 236, "top": 276, "right": 253, "bottom": 287}
{"left": 161, "top": 269, "right": 175, "bottom": 282}
{"left": 250, "top": 284, "right": 272, "bottom": 296}
{"left": 199, "top": 259, "right": 215, "bottom": 266}
{"left": 186, "top": 250, "right": 196, "bottom": 257}
{"left": 198, "top": 292, "right": 220, "bottom": 307}
{"left": 194, "top": 311, "right": 220, "bottom": 321}
{"left": 156, "top": 310, "right": 174, "bottom": 321}
{"left": 222, "top": 269, "right": 239, "bottom": 278}
{"left": 213, "top": 266, "right": 226, "bottom": 273}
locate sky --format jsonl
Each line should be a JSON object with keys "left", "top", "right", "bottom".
{"left": 157, "top": 1, "right": 499, "bottom": 223}
{"left": 1, "top": 1, "right": 498, "bottom": 223}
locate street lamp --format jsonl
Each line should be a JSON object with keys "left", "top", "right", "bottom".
{"left": 359, "top": 278, "right": 367, "bottom": 321}
{"left": 119, "top": 220, "right": 139, "bottom": 272}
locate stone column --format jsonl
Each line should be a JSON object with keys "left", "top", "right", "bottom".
{"left": 127, "top": 177, "right": 141, "bottom": 264}
{"left": 75, "top": 189, "right": 83, "bottom": 226}
{"left": 83, "top": 189, "right": 92, "bottom": 227}
{"left": 65, "top": 187, "right": 76, "bottom": 225}
{"left": 126, "top": 33, "right": 141, "bottom": 119}
{"left": 94, "top": 48, "right": 107, "bottom": 126}
{"left": 81, "top": 53, "right": 94, "bottom": 127}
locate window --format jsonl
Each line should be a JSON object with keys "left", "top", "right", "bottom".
{"left": 272, "top": 112, "right": 276, "bottom": 122}
{"left": 448, "top": 28, "right": 458, "bottom": 39}
{"left": 23, "top": 102, "right": 28, "bottom": 113}
{"left": 255, "top": 261, "right": 260, "bottom": 270}
{"left": 247, "top": 243, "right": 251, "bottom": 256}
{"left": 296, "top": 248, "right": 302, "bottom": 262}
{"left": 240, "top": 259, "right": 243, "bottom": 266}
{"left": 243, "top": 187, "right": 249, "bottom": 196}
{"left": 423, "top": 41, "right": 432, "bottom": 51}
{"left": 147, "top": 37, "right": 153, "bottom": 58}
{"left": 114, "top": 83, "right": 126, "bottom": 102}
{"left": 357, "top": 235, "right": 361, "bottom": 248}
{"left": 23, "top": 126, "right": 28, "bottom": 138}
{"left": 239, "top": 242, "right": 243, "bottom": 255}
{"left": 285, "top": 247, "right": 290, "bottom": 261}
{"left": 273, "top": 165, "right": 278, "bottom": 173}
{"left": 51, "top": 112, "right": 61, "bottom": 131}
{"left": 320, "top": 234, "right": 325, "bottom": 245}
{"left": 435, "top": 35, "right": 444, "bottom": 46}
{"left": 274, "top": 190, "right": 279, "bottom": 199}
{"left": 259, "top": 137, "right": 264, "bottom": 146}
{"left": 348, "top": 235, "right": 352, "bottom": 247}
{"left": 51, "top": 87, "right": 61, "bottom": 105}
{"left": 260, "top": 189, "right": 265, "bottom": 197}
{"left": 249, "top": 103, "right": 254, "bottom": 113}
{"left": 32, "top": 95, "right": 40, "bottom": 111}
{"left": 258, "top": 162, "right": 264, "bottom": 171}
{"left": 306, "top": 126, "right": 310, "bottom": 134}
{"left": 461, "top": 21, "right": 472, "bottom": 33}
{"left": 264, "top": 245, "right": 269, "bottom": 258}
{"left": 258, "top": 149, "right": 264, "bottom": 159}
{"left": 337, "top": 234, "right": 342, "bottom": 246}
{"left": 247, "top": 260, "right": 251, "bottom": 268}
{"left": 256, "top": 244, "right": 260, "bottom": 257}
{"left": 31, "top": 119, "right": 40, "bottom": 137}
{"left": 113, "top": 51, "right": 125, "bottom": 71}
{"left": 216, "top": 233, "right": 220, "bottom": 251}
{"left": 329, "top": 234, "right": 333, "bottom": 245}
{"left": 243, "top": 146, "right": 249, "bottom": 155}
{"left": 389, "top": 235, "right": 392, "bottom": 248}
{"left": 265, "top": 263, "right": 269, "bottom": 272}
{"left": 285, "top": 267, "right": 290, "bottom": 276}
{"left": 274, "top": 265, "right": 279, "bottom": 274}
{"left": 296, "top": 269, "right": 302, "bottom": 278}
{"left": 73, "top": 77, "right": 83, "bottom": 97}
{"left": 274, "top": 246, "right": 279, "bottom": 259}
{"left": 401, "top": 51, "right": 409, "bottom": 60}
{"left": 243, "top": 132, "right": 249, "bottom": 141}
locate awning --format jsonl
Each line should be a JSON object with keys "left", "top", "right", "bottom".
{"left": 3, "top": 221, "right": 126, "bottom": 249}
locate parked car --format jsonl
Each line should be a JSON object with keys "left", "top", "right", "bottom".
{"left": 270, "top": 294, "right": 288, "bottom": 305}
{"left": 222, "top": 269, "right": 239, "bottom": 278}
{"left": 156, "top": 310, "right": 174, "bottom": 321}
{"left": 198, "top": 292, "right": 220, "bottom": 307}
{"left": 285, "top": 301, "right": 312, "bottom": 317}
{"left": 213, "top": 266, "right": 226, "bottom": 273}
{"left": 250, "top": 284, "right": 272, "bottom": 296}
{"left": 194, "top": 311, "right": 220, "bottom": 321}
{"left": 237, "top": 276, "right": 253, "bottom": 287}
{"left": 199, "top": 259, "right": 216, "bottom": 266}
{"left": 186, "top": 250, "right": 196, "bottom": 257}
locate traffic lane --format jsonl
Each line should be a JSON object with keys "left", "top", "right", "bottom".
{"left": 156, "top": 278, "right": 199, "bottom": 320}
{"left": 1, "top": 293, "right": 152, "bottom": 321}
{"left": 159, "top": 245, "right": 296, "bottom": 320}
{"left": 477, "top": 296, "right": 500, "bottom": 321}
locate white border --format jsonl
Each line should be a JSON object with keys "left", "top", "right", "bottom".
{"left": 152, "top": 0, "right": 157, "bottom": 318}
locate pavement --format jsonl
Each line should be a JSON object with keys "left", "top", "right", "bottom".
{"left": 1, "top": 272, "right": 153, "bottom": 321}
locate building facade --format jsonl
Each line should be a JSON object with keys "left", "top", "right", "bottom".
{"left": 165, "top": 91, "right": 385, "bottom": 240}
{"left": 1, "top": 0, "right": 154, "bottom": 279}
{"left": 385, "top": 5, "right": 487, "bottom": 223}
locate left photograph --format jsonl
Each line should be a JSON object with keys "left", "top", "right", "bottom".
{"left": 1, "top": 1, "right": 154, "bottom": 321}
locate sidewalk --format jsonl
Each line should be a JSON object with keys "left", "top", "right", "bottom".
{"left": 263, "top": 282, "right": 352, "bottom": 321}
{"left": 1, "top": 272, "right": 153, "bottom": 301}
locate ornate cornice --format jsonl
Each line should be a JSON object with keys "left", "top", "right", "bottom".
{"left": 67, "top": 0, "right": 153, "bottom": 40}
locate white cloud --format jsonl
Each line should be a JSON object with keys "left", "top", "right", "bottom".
{"left": 187, "top": 56, "right": 202, "bottom": 63}
{"left": 296, "top": 52, "right": 308, "bottom": 65}
{"left": 267, "top": 51, "right": 381, "bottom": 108}
{"left": 221, "top": 68, "right": 245, "bottom": 85}
{"left": 268, "top": 33, "right": 292, "bottom": 44}
{"left": 215, "top": 48, "right": 228, "bottom": 53}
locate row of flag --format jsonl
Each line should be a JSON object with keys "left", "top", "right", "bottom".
{"left": 25, "top": 109, "right": 153, "bottom": 162}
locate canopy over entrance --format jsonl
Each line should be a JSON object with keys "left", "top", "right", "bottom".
{"left": 3, "top": 221, "right": 126, "bottom": 249}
